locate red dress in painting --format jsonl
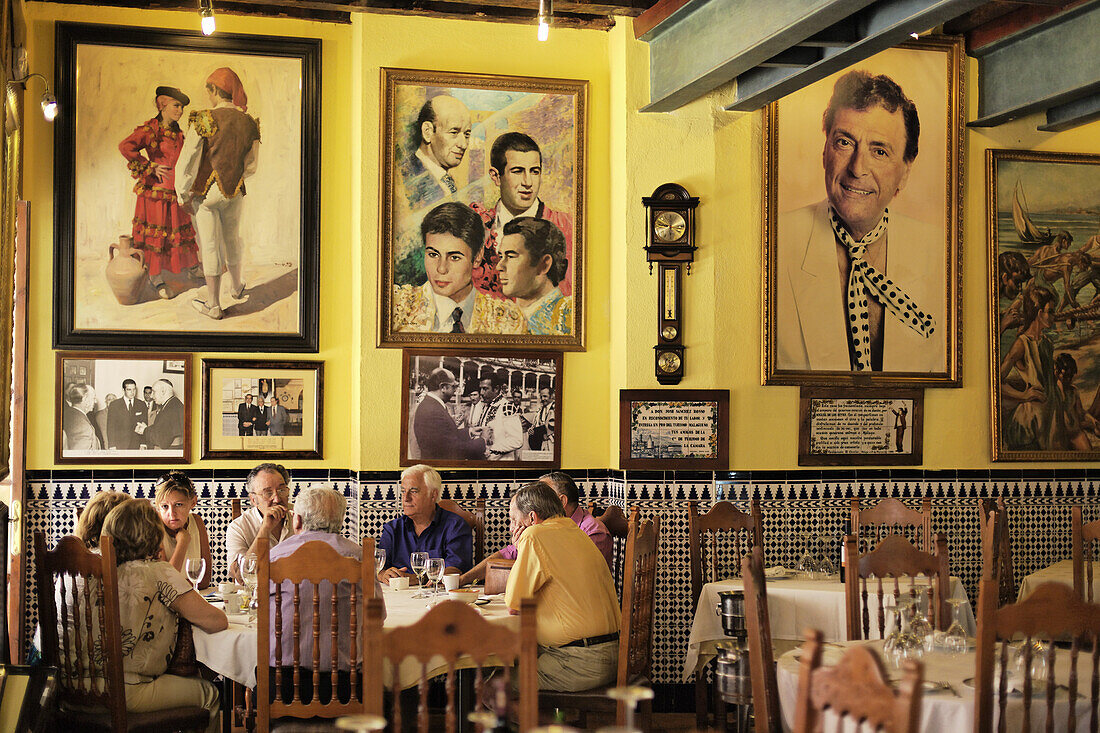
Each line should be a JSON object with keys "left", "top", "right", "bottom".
{"left": 118, "top": 117, "right": 200, "bottom": 277}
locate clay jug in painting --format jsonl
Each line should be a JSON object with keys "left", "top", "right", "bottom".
{"left": 105, "top": 235, "right": 147, "bottom": 305}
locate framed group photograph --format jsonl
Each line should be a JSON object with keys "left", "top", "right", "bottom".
{"left": 619, "top": 389, "right": 729, "bottom": 470}
{"left": 55, "top": 352, "right": 191, "bottom": 464}
{"left": 399, "top": 349, "right": 562, "bottom": 468}
{"left": 762, "top": 37, "right": 963, "bottom": 387}
{"left": 53, "top": 23, "right": 320, "bottom": 352}
{"left": 987, "top": 149, "right": 1100, "bottom": 461}
{"left": 797, "top": 386, "right": 923, "bottom": 466}
{"left": 201, "top": 359, "right": 323, "bottom": 459}
{"left": 379, "top": 68, "right": 587, "bottom": 350}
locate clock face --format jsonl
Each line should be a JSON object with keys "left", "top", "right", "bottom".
{"left": 657, "top": 351, "right": 682, "bottom": 373}
{"left": 653, "top": 210, "right": 687, "bottom": 243}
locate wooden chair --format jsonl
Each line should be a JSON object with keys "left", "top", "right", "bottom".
{"left": 742, "top": 546, "right": 781, "bottom": 733}
{"left": 540, "top": 509, "right": 660, "bottom": 729}
{"left": 437, "top": 498, "right": 487, "bottom": 564}
{"left": 851, "top": 497, "right": 932, "bottom": 554}
{"left": 363, "top": 598, "right": 538, "bottom": 732}
{"left": 1071, "top": 505, "right": 1100, "bottom": 601}
{"left": 34, "top": 532, "right": 209, "bottom": 732}
{"left": 844, "top": 532, "right": 950, "bottom": 641}
{"left": 256, "top": 536, "right": 375, "bottom": 733}
{"left": 688, "top": 499, "right": 763, "bottom": 728}
{"left": 231, "top": 497, "right": 242, "bottom": 520}
{"left": 974, "top": 580, "right": 1100, "bottom": 733}
{"left": 793, "top": 629, "right": 924, "bottom": 733}
{"left": 979, "top": 497, "right": 1016, "bottom": 607}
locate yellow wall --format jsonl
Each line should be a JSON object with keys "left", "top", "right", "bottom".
{"left": 18, "top": 4, "right": 1096, "bottom": 474}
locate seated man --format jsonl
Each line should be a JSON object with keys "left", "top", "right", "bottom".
{"left": 505, "top": 481, "right": 620, "bottom": 692}
{"left": 269, "top": 486, "right": 385, "bottom": 702}
{"left": 460, "top": 471, "right": 611, "bottom": 585}
{"left": 377, "top": 464, "right": 473, "bottom": 581}
{"left": 226, "top": 463, "right": 295, "bottom": 583}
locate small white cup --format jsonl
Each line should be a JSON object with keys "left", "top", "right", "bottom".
{"left": 218, "top": 581, "right": 236, "bottom": 595}
{"left": 388, "top": 576, "right": 410, "bottom": 591}
{"left": 442, "top": 574, "right": 460, "bottom": 592}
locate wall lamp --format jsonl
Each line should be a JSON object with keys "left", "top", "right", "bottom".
{"left": 199, "top": 0, "right": 216, "bottom": 35}
{"left": 537, "top": 0, "right": 551, "bottom": 41}
{"left": 6, "top": 72, "right": 58, "bottom": 122}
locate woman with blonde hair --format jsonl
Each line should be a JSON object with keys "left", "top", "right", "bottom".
{"left": 74, "top": 490, "right": 130, "bottom": 549}
{"left": 154, "top": 471, "right": 212, "bottom": 588}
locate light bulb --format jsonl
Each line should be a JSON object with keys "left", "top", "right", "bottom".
{"left": 41, "top": 92, "right": 58, "bottom": 122}
{"left": 538, "top": 19, "right": 549, "bottom": 41}
{"left": 201, "top": 8, "right": 216, "bottom": 35}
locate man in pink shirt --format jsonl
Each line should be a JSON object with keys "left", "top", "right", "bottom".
{"left": 459, "top": 471, "right": 612, "bottom": 585}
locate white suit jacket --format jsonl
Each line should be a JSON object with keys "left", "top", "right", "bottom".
{"left": 776, "top": 201, "right": 945, "bottom": 373}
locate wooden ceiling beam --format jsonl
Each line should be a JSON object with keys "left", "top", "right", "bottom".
{"left": 49, "top": 0, "right": 352, "bottom": 22}
{"left": 349, "top": 2, "right": 616, "bottom": 28}
{"left": 367, "top": 0, "right": 647, "bottom": 17}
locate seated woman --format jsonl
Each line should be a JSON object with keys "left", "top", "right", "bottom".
{"left": 74, "top": 490, "right": 130, "bottom": 550}
{"left": 154, "top": 471, "right": 213, "bottom": 588}
{"left": 101, "top": 498, "right": 227, "bottom": 732}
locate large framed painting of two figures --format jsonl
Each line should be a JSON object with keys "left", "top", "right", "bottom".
{"left": 988, "top": 150, "right": 1100, "bottom": 461}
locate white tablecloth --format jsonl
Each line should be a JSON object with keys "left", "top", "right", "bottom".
{"left": 683, "top": 575, "right": 976, "bottom": 680}
{"left": 777, "top": 640, "right": 1093, "bottom": 732}
{"left": 193, "top": 587, "right": 517, "bottom": 689}
{"left": 1018, "top": 560, "right": 1074, "bottom": 601}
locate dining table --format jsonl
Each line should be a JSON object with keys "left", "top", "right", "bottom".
{"left": 775, "top": 638, "right": 1095, "bottom": 732}
{"left": 683, "top": 572, "right": 977, "bottom": 680}
{"left": 1018, "top": 560, "right": 1074, "bottom": 601}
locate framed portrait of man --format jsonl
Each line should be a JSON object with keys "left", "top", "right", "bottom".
{"left": 762, "top": 38, "right": 963, "bottom": 387}
{"left": 53, "top": 23, "right": 320, "bottom": 352}
{"left": 379, "top": 68, "right": 586, "bottom": 350}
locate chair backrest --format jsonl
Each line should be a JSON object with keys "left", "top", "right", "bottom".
{"left": 34, "top": 532, "right": 128, "bottom": 732}
{"left": 614, "top": 509, "right": 659, "bottom": 723}
{"left": 742, "top": 545, "right": 781, "bottom": 733}
{"left": 231, "top": 498, "right": 242, "bottom": 520}
{"left": 974, "top": 580, "right": 1100, "bottom": 733}
{"left": 978, "top": 498, "right": 1016, "bottom": 607}
{"left": 437, "top": 498, "right": 486, "bottom": 564}
{"left": 596, "top": 504, "right": 629, "bottom": 539}
{"left": 851, "top": 497, "right": 932, "bottom": 554}
{"left": 1072, "top": 505, "right": 1100, "bottom": 601}
{"left": 844, "top": 532, "right": 950, "bottom": 641}
{"left": 688, "top": 499, "right": 763, "bottom": 613}
{"left": 793, "top": 629, "right": 924, "bottom": 733}
{"left": 0, "top": 501, "right": 9, "bottom": 666}
{"left": 364, "top": 598, "right": 538, "bottom": 733}
{"left": 257, "top": 536, "right": 374, "bottom": 731}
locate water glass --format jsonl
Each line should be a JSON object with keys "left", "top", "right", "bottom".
{"left": 410, "top": 551, "right": 429, "bottom": 598}
{"left": 185, "top": 557, "right": 206, "bottom": 591}
{"left": 426, "top": 557, "right": 445, "bottom": 598}
{"left": 907, "top": 592, "right": 934, "bottom": 652}
{"left": 943, "top": 597, "right": 968, "bottom": 655}
{"left": 335, "top": 714, "right": 387, "bottom": 732}
{"left": 239, "top": 553, "right": 259, "bottom": 620}
{"left": 374, "top": 547, "right": 386, "bottom": 575}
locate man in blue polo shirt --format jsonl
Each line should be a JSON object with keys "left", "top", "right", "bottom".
{"left": 377, "top": 464, "right": 473, "bottom": 581}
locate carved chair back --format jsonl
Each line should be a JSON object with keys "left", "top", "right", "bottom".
{"left": 1072, "top": 505, "right": 1100, "bottom": 602}
{"left": 742, "top": 545, "right": 781, "bottom": 733}
{"left": 688, "top": 499, "right": 764, "bottom": 614}
{"left": 851, "top": 497, "right": 932, "bottom": 554}
{"left": 979, "top": 497, "right": 1016, "bottom": 608}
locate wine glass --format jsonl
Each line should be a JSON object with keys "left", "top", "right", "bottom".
{"left": 796, "top": 535, "right": 819, "bottom": 579}
{"left": 374, "top": 547, "right": 386, "bottom": 575}
{"left": 907, "top": 591, "right": 934, "bottom": 652}
{"left": 882, "top": 600, "right": 902, "bottom": 659}
{"left": 410, "top": 551, "right": 429, "bottom": 598}
{"left": 239, "top": 553, "right": 259, "bottom": 621}
{"left": 943, "top": 598, "right": 968, "bottom": 655}
{"left": 890, "top": 599, "right": 924, "bottom": 665}
{"left": 335, "top": 714, "right": 387, "bottom": 732}
{"left": 426, "top": 557, "right": 445, "bottom": 598}
{"left": 185, "top": 557, "right": 206, "bottom": 592}
{"left": 605, "top": 685, "right": 654, "bottom": 733}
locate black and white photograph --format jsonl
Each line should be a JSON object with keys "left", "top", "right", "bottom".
{"left": 55, "top": 352, "right": 191, "bottom": 463}
{"left": 400, "top": 348, "right": 562, "bottom": 467}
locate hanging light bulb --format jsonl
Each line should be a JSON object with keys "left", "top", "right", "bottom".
{"left": 537, "top": 0, "right": 551, "bottom": 41}
{"left": 200, "top": 0, "right": 216, "bottom": 35}
{"left": 5, "top": 72, "right": 58, "bottom": 122}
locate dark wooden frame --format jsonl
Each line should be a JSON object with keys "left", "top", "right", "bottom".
{"left": 200, "top": 358, "right": 324, "bottom": 459}
{"left": 798, "top": 386, "right": 924, "bottom": 466}
{"left": 619, "top": 389, "right": 728, "bottom": 470}
{"left": 52, "top": 22, "right": 321, "bottom": 352}
{"left": 399, "top": 348, "right": 563, "bottom": 468}
{"left": 55, "top": 351, "right": 191, "bottom": 464}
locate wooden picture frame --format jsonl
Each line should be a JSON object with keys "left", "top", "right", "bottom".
{"left": 53, "top": 23, "right": 320, "bottom": 352}
{"left": 201, "top": 359, "right": 323, "bottom": 459}
{"left": 763, "top": 37, "right": 963, "bottom": 386}
{"left": 798, "top": 386, "right": 923, "bottom": 466}
{"left": 379, "top": 68, "right": 587, "bottom": 350}
{"left": 618, "top": 389, "right": 729, "bottom": 470}
{"left": 400, "top": 348, "right": 562, "bottom": 468}
{"left": 55, "top": 352, "right": 191, "bottom": 464}
{"left": 987, "top": 149, "right": 1100, "bottom": 461}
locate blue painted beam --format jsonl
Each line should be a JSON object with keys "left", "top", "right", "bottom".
{"left": 1038, "top": 91, "right": 1100, "bottom": 133}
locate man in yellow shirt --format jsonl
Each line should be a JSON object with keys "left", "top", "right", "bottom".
{"left": 504, "top": 481, "right": 621, "bottom": 691}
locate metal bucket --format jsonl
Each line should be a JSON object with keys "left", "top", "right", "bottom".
{"left": 715, "top": 639, "right": 752, "bottom": 704}
{"left": 715, "top": 589, "right": 746, "bottom": 635}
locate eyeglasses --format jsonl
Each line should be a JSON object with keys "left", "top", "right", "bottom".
{"left": 251, "top": 486, "right": 290, "bottom": 501}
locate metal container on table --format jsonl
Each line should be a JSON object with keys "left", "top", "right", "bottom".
{"left": 715, "top": 589, "right": 746, "bottom": 636}
{"left": 715, "top": 639, "right": 752, "bottom": 704}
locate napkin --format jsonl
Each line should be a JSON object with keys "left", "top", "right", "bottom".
{"left": 765, "top": 566, "right": 789, "bottom": 577}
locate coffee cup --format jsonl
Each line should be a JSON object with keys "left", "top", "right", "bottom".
{"left": 442, "top": 574, "right": 461, "bottom": 592}
{"left": 388, "top": 576, "right": 410, "bottom": 591}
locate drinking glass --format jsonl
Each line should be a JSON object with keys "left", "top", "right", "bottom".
{"left": 335, "top": 714, "right": 387, "bottom": 732}
{"left": 796, "top": 534, "right": 819, "bottom": 578}
{"left": 410, "top": 551, "right": 429, "bottom": 598}
{"left": 426, "top": 557, "right": 445, "bottom": 598}
{"left": 907, "top": 591, "right": 934, "bottom": 652}
{"left": 185, "top": 557, "right": 206, "bottom": 592}
{"left": 605, "top": 685, "right": 654, "bottom": 733}
{"left": 891, "top": 599, "right": 924, "bottom": 664}
{"left": 239, "top": 553, "right": 259, "bottom": 621}
{"left": 882, "top": 600, "right": 902, "bottom": 659}
{"left": 1014, "top": 638, "right": 1049, "bottom": 682}
{"left": 374, "top": 547, "right": 386, "bottom": 575}
{"left": 943, "top": 598, "right": 968, "bottom": 655}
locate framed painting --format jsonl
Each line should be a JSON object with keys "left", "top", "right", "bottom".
{"left": 201, "top": 359, "right": 323, "bottom": 459}
{"left": 797, "top": 386, "right": 923, "bottom": 466}
{"left": 987, "top": 149, "right": 1100, "bottom": 461}
{"left": 379, "top": 68, "right": 586, "bottom": 350}
{"left": 763, "top": 37, "right": 963, "bottom": 386}
{"left": 53, "top": 23, "right": 320, "bottom": 352}
{"left": 55, "top": 352, "right": 191, "bottom": 464}
{"left": 618, "top": 389, "right": 728, "bottom": 470}
{"left": 399, "top": 349, "right": 562, "bottom": 468}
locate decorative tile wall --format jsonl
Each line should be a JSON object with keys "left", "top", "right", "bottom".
{"left": 20, "top": 468, "right": 1100, "bottom": 691}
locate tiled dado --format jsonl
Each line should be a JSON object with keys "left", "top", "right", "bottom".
{"left": 19, "top": 467, "right": 1100, "bottom": 689}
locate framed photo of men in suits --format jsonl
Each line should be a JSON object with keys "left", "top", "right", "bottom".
{"left": 762, "top": 38, "right": 963, "bottom": 387}
{"left": 55, "top": 352, "right": 191, "bottom": 464}
{"left": 379, "top": 69, "right": 587, "bottom": 351}
{"left": 399, "top": 348, "right": 562, "bottom": 468}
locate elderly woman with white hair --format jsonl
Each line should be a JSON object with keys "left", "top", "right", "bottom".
{"left": 377, "top": 464, "right": 473, "bottom": 582}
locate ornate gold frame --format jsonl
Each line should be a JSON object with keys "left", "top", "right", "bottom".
{"left": 761, "top": 37, "right": 963, "bottom": 387}
{"left": 0, "top": 84, "right": 22, "bottom": 480}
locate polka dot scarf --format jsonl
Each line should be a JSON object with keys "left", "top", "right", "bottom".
{"left": 829, "top": 207, "right": 936, "bottom": 371}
